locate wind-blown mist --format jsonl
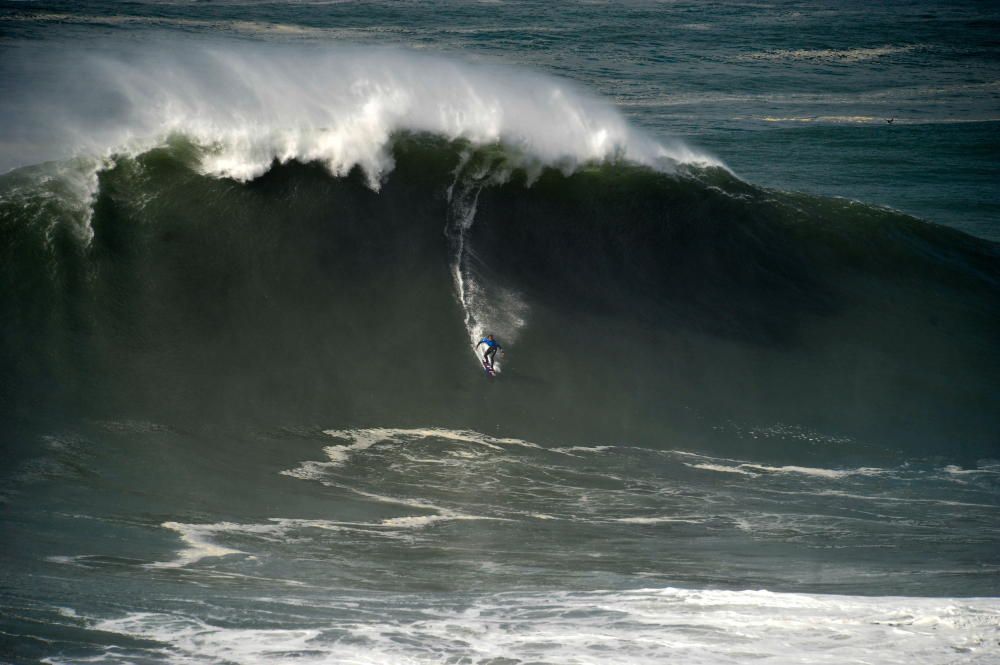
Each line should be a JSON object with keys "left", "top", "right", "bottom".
{"left": 0, "top": 43, "right": 716, "bottom": 181}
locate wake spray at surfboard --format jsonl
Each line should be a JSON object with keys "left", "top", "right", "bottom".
{"left": 445, "top": 151, "right": 528, "bottom": 373}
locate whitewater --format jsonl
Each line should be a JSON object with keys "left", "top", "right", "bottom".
{"left": 0, "top": 43, "right": 717, "bottom": 181}
{"left": 1, "top": 2, "right": 998, "bottom": 664}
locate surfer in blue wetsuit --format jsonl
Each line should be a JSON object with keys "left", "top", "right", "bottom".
{"left": 477, "top": 334, "right": 504, "bottom": 369}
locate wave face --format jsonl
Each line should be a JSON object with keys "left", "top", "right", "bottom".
{"left": 0, "top": 43, "right": 712, "bottom": 178}
{"left": 1, "top": 130, "right": 997, "bottom": 456}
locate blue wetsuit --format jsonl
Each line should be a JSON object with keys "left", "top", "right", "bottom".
{"left": 478, "top": 337, "right": 502, "bottom": 367}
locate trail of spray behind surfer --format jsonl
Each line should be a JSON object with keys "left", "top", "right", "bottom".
{"left": 445, "top": 153, "right": 527, "bottom": 372}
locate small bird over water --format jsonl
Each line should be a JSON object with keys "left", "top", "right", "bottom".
{"left": 887, "top": 117, "right": 895, "bottom": 124}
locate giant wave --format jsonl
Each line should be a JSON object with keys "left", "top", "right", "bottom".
{"left": 0, "top": 43, "right": 997, "bottom": 460}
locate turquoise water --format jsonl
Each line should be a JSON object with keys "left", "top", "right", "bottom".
{"left": 1, "top": 2, "right": 998, "bottom": 663}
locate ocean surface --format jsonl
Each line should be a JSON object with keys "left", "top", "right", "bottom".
{"left": 1, "top": 1, "right": 998, "bottom": 663}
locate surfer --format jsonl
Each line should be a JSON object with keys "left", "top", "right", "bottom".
{"left": 477, "top": 334, "right": 504, "bottom": 369}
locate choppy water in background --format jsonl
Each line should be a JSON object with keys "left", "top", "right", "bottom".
{"left": 1, "top": 1, "right": 998, "bottom": 663}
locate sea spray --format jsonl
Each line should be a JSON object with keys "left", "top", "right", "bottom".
{"left": 1, "top": 43, "right": 719, "bottom": 186}
{"left": 445, "top": 148, "right": 528, "bottom": 370}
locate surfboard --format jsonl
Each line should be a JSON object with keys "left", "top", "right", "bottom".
{"left": 482, "top": 358, "right": 496, "bottom": 377}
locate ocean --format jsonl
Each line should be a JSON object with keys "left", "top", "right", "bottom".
{"left": 1, "top": 1, "right": 998, "bottom": 663}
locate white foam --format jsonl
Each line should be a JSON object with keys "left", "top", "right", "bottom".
{"left": 944, "top": 464, "right": 1000, "bottom": 476}
{"left": 552, "top": 445, "right": 616, "bottom": 454}
{"left": 319, "top": 428, "right": 393, "bottom": 463}
{"left": 688, "top": 462, "right": 758, "bottom": 476}
{"left": 746, "top": 464, "right": 882, "bottom": 479}
{"left": 758, "top": 115, "right": 881, "bottom": 123}
{"left": 146, "top": 518, "right": 368, "bottom": 568}
{"left": 677, "top": 450, "right": 885, "bottom": 480}
{"left": 615, "top": 516, "right": 704, "bottom": 524}
{"left": 687, "top": 461, "right": 869, "bottom": 479}
{"left": 377, "top": 512, "right": 505, "bottom": 529}
{"left": 148, "top": 521, "right": 246, "bottom": 568}
{"left": 748, "top": 115, "right": 1000, "bottom": 126}
{"left": 79, "top": 587, "right": 1000, "bottom": 665}
{"left": 149, "top": 506, "right": 510, "bottom": 568}
{"left": 281, "top": 427, "right": 544, "bottom": 478}
{"left": 395, "top": 427, "right": 542, "bottom": 450}
{"left": 5, "top": 43, "right": 718, "bottom": 186}
{"left": 278, "top": 459, "right": 336, "bottom": 482}
{"left": 746, "top": 45, "right": 919, "bottom": 63}
{"left": 90, "top": 612, "right": 324, "bottom": 665}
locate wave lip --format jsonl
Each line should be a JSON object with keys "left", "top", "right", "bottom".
{"left": 1, "top": 43, "right": 719, "bottom": 185}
